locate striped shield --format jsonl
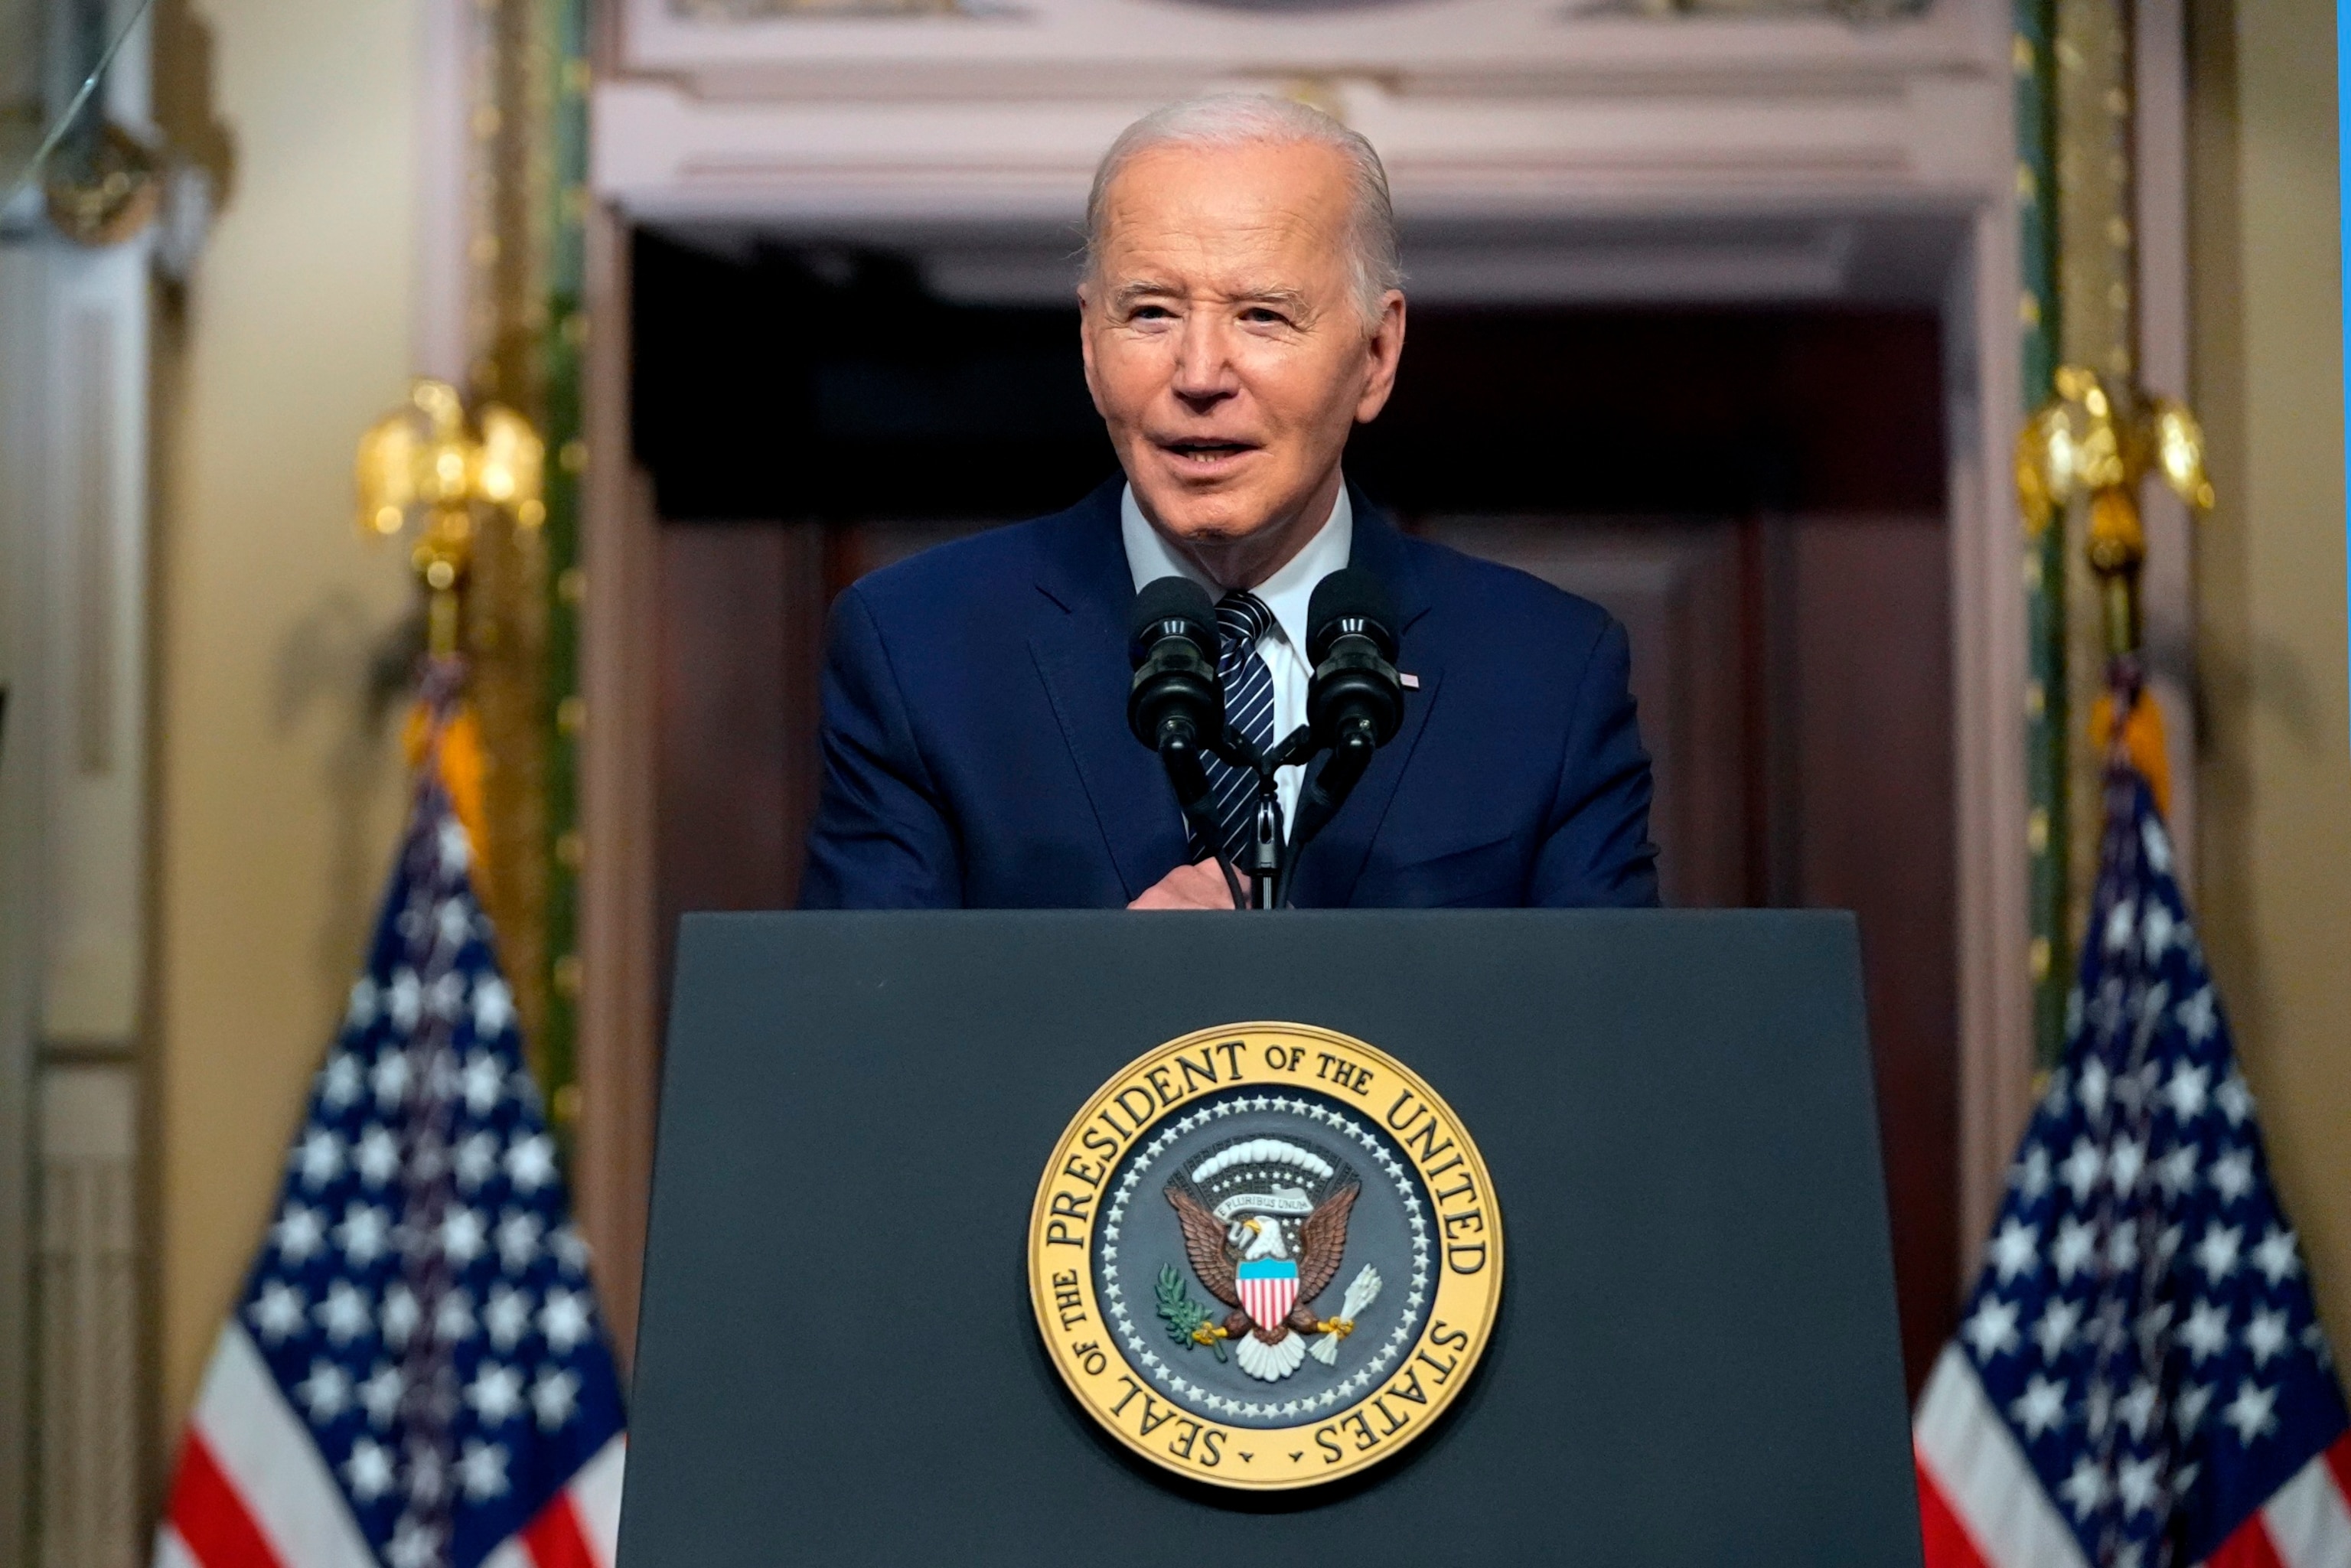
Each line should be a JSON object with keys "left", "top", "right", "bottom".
{"left": 1236, "top": 1257, "right": 1299, "bottom": 1335}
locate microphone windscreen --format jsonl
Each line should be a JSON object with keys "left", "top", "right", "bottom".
{"left": 1128, "top": 576, "right": 1219, "bottom": 667}
{"left": 1307, "top": 568, "right": 1398, "bottom": 661}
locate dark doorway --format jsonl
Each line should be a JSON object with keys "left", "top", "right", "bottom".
{"left": 633, "top": 230, "right": 1958, "bottom": 1394}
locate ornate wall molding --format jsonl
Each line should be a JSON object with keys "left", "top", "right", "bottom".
{"left": 673, "top": 0, "right": 960, "bottom": 19}
{"left": 680, "top": 0, "right": 1933, "bottom": 17}
{"left": 612, "top": 0, "right": 1979, "bottom": 99}
{"left": 34, "top": 1064, "right": 138, "bottom": 1568}
{"left": 0, "top": 7, "right": 158, "bottom": 1550}
{"left": 425, "top": 0, "right": 589, "bottom": 1136}
{"left": 1569, "top": 0, "right": 1930, "bottom": 14}
{"left": 2053, "top": 0, "right": 2134, "bottom": 999}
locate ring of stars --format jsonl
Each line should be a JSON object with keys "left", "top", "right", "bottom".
{"left": 1097, "top": 1090, "right": 1433, "bottom": 1429}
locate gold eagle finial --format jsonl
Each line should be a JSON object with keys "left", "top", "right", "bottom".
{"left": 2016, "top": 366, "right": 2214, "bottom": 658}
{"left": 355, "top": 380, "right": 546, "bottom": 657}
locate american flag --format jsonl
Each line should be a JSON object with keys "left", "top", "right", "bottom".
{"left": 1916, "top": 763, "right": 2351, "bottom": 1568}
{"left": 155, "top": 751, "right": 626, "bottom": 1568}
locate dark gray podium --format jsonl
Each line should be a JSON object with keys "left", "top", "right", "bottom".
{"left": 619, "top": 911, "right": 1922, "bottom": 1565}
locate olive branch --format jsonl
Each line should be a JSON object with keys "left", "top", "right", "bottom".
{"left": 1155, "top": 1265, "right": 1228, "bottom": 1361}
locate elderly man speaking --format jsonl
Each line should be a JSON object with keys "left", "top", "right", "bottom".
{"left": 799, "top": 96, "right": 1658, "bottom": 911}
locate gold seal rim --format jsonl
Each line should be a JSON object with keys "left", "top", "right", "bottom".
{"left": 1027, "top": 1020, "right": 1504, "bottom": 1491}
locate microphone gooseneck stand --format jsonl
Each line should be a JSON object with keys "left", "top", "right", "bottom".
{"left": 1210, "top": 724, "right": 1325, "bottom": 910}
{"left": 1126, "top": 577, "right": 1248, "bottom": 908}
{"left": 1159, "top": 727, "right": 1248, "bottom": 911}
{"left": 1128, "top": 568, "right": 1403, "bottom": 911}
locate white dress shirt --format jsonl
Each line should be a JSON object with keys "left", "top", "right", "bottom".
{"left": 1120, "top": 481, "right": 1355, "bottom": 825}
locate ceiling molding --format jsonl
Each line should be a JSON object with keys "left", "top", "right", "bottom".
{"left": 611, "top": 0, "right": 1993, "bottom": 94}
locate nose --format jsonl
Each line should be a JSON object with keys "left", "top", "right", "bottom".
{"left": 1170, "top": 312, "right": 1238, "bottom": 413}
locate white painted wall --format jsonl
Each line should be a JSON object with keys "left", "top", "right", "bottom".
{"left": 150, "top": 0, "right": 421, "bottom": 1449}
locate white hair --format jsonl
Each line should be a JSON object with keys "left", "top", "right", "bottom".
{"left": 1083, "top": 93, "right": 1404, "bottom": 325}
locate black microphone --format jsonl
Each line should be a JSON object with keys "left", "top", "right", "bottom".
{"left": 1273, "top": 568, "right": 1405, "bottom": 903}
{"left": 1306, "top": 567, "right": 1404, "bottom": 775}
{"left": 1127, "top": 576, "right": 1221, "bottom": 810}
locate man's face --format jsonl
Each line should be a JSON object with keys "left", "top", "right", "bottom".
{"left": 1079, "top": 139, "right": 1405, "bottom": 583}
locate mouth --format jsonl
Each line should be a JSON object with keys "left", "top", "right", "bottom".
{"left": 1155, "top": 437, "right": 1260, "bottom": 470}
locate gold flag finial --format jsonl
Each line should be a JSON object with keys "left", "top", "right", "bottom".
{"left": 355, "top": 379, "right": 546, "bottom": 658}
{"left": 2015, "top": 366, "right": 2212, "bottom": 659}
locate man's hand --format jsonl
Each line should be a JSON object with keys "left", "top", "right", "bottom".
{"left": 1128, "top": 859, "right": 1240, "bottom": 910}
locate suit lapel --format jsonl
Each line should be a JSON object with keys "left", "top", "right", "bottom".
{"left": 1028, "top": 482, "right": 1189, "bottom": 901}
{"left": 1291, "top": 495, "right": 1440, "bottom": 907}
{"left": 1022, "top": 481, "right": 1440, "bottom": 907}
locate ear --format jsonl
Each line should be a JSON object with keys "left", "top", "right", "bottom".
{"left": 1352, "top": 290, "right": 1407, "bottom": 425}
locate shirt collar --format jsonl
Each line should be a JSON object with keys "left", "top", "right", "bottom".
{"left": 1119, "top": 481, "right": 1354, "bottom": 648}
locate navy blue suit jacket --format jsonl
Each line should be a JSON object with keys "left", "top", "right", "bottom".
{"left": 799, "top": 479, "right": 1659, "bottom": 908}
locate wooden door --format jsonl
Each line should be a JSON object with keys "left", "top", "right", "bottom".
{"left": 1417, "top": 519, "right": 1747, "bottom": 907}
{"left": 654, "top": 518, "right": 993, "bottom": 970}
{"left": 1417, "top": 511, "right": 1956, "bottom": 1391}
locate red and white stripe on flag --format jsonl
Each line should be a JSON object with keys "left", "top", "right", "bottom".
{"left": 1239, "top": 1275, "right": 1296, "bottom": 1332}
{"left": 1915, "top": 1345, "right": 2351, "bottom": 1568}
{"left": 154, "top": 1324, "right": 625, "bottom": 1568}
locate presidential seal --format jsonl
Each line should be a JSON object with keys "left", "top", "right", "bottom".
{"left": 1027, "top": 1022, "right": 1502, "bottom": 1491}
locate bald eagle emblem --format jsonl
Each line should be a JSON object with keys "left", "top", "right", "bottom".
{"left": 1162, "top": 1136, "right": 1383, "bottom": 1382}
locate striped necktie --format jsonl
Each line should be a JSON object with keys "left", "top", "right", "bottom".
{"left": 1201, "top": 590, "right": 1277, "bottom": 866}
